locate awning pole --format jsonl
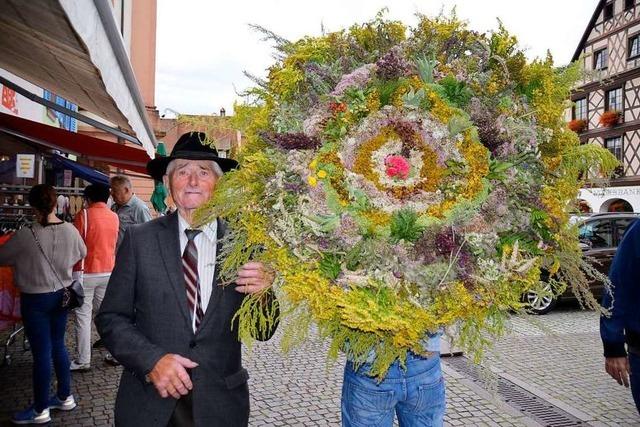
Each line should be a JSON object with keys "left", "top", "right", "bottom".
{"left": 0, "top": 75, "right": 142, "bottom": 146}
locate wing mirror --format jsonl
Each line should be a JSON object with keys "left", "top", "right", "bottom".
{"left": 579, "top": 240, "right": 592, "bottom": 251}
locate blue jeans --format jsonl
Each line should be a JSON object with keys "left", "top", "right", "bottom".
{"left": 342, "top": 353, "right": 445, "bottom": 427}
{"left": 20, "top": 290, "right": 71, "bottom": 412}
{"left": 629, "top": 352, "right": 640, "bottom": 414}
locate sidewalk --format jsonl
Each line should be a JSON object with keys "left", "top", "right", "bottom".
{"left": 0, "top": 308, "right": 638, "bottom": 426}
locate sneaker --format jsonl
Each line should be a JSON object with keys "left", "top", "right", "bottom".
{"left": 104, "top": 353, "right": 120, "bottom": 366}
{"left": 69, "top": 360, "right": 91, "bottom": 372}
{"left": 48, "top": 394, "right": 76, "bottom": 411}
{"left": 11, "top": 406, "right": 51, "bottom": 424}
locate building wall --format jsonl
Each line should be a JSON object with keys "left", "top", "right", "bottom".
{"left": 129, "top": 0, "right": 157, "bottom": 109}
{"left": 76, "top": 0, "right": 158, "bottom": 211}
{"left": 570, "top": 0, "right": 640, "bottom": 212}
{"left": 578, "top": 0, "right": 640, "bottom": 84}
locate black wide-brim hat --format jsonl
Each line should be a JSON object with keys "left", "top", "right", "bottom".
{"left": 147, "top": 131, "right": 238, "bottom": 181}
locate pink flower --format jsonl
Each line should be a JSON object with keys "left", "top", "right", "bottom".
{"left": 385, "top": 155, "right": 410, "bottom": 180}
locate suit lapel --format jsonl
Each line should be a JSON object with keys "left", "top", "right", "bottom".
{"left": 197, "top": 218, "right": 227, "bottom": 334}
{"left": 157, "top": 212, "right": 194, "bottom": 334}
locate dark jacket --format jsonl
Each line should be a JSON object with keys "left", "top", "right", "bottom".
{"left": 96, "top": 212, "right": 277, "bottom": 426}
{"left": 601, "top": 219, "right": 640, "bottom": 358}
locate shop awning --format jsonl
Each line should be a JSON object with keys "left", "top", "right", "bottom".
{"left": 0, "top": 112, "right": 150, "bottom": 175}
{"left": 51, "top": 154, "right": 110, "bottom": 186}
{"left": 0, "top": 0, "right": 156, "bottom": 157}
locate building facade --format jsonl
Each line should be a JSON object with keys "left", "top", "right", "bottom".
{"left": 572, "top": 0, "right": 640, "bottom": 212}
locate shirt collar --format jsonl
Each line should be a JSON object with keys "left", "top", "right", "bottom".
{"left": 122, "top": 194, "right": 137, "bottom": 208}
{"left": 177, "top": 213, "right": 217, "bottom": 242}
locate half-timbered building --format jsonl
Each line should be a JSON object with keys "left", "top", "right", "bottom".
{"left": 572, "top": 0, "right": 640, "bottom": 212}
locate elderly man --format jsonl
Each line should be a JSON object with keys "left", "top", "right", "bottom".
{"left": 110, "top": 175, "right": 153, "bottom": 248}
{"left": 96, "top": 132, "right": 278, "bottom": 427}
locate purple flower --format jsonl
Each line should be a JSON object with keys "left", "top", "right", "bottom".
{"left": 261, "top": 132, "right": 321, "bottom": 150}
{"left": 375, "top": 47, "right": 413, "bottom": 80}
{"left": 435, "top": 229, "right": 457, "bottom": 255}
{"left": 331, "top": 64, "right": 376, "bottom": 96}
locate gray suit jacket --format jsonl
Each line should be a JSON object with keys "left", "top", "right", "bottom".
{"left": 96, "top": 212, "right": 277, "bottom": 427}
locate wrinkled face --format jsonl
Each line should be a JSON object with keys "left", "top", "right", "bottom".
{"left": 110, "top": 184, "right": 131, "bottom": 205}
{"left": 165, "top": 159, "right": 218, "bottom": 211}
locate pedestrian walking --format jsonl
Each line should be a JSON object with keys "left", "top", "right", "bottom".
{"left": 69, "top": 184, "right": 119, "bottom": 371}
{"left": 0, "top": 184, "right": 86, "bottom": 424}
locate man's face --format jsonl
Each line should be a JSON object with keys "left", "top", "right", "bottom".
{"left": 111, "top": 184, "right": 131, "bottom": 206}
{"left": 165, "top": 159, "right": 218, "bottom": 211}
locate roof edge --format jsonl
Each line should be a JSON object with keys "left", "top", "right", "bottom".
{"left": 572, "top": 0, "right": 607, "bottom": 63}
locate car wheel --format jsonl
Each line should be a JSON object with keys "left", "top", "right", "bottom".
{"left": 523, "top": 282, "right": 558, "bottom": 315}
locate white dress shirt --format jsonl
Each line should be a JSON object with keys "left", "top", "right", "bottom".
{"left": 178, "top": 214, "right": 217, "bottom": 331}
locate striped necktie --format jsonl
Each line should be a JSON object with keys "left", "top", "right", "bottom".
{"left": 182, "top": 229, "right": 204, "bottom": 330}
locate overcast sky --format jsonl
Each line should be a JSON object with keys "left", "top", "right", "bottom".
{"left": 155, "top": 0, "right": 598, "bottom": 116}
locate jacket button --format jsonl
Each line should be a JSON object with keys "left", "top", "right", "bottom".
{"left": 189, "top": 340, "right": 197, "bottom": 348}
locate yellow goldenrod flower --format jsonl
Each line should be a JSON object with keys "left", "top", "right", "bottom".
{"left": 309, "top": 159, "right": 317, "bottom": 170}
{"left": 307, "top": 176, "right": 318, "bottom": 187}
{"left": 317, "top": 170, "right": 327, "bottom": 179}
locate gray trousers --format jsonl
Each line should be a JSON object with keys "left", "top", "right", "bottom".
{"left": 73, "top": 275, "right": 109, "bottom": 364}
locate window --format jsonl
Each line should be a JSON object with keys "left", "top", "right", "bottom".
{"left": 626, "top": 0, "right": 635, "bottom": 11}
{"left": 630, "top": 35, "right": 640, "bottom": 59}
{"left": 606, "top": 87, "right": 623, "bottom": 111}
{"left": 579, "top": 219, "right": 613, "bottom": 248}
{"left": 614, "top": 218, "right": 637, "bottom": 244}
{"left": 594, "top": 48, "right": 609, "bottom": 70}
{"left": 573, "top": 98, "right": 588, "bottom": 120}
{"left": 605, "top": 136, "right": 623, "bottom": 163}
{"left": 604, "top": 2, "right": 614, "bottom": 20}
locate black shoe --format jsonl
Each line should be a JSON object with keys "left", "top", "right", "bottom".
{"left": 92, "top": 339, "right": 104, "bottom": 349}
{"left": 104, "top": 354, "right": 120, "bottom": 366}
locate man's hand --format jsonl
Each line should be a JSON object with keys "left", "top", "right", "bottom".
{"left": 605, "top": 356, "right": 631, "bottom": 387}
{"left": 148, "top": 354, "right": 198, "bottom": 398}
{"left": 235, "top": 262, "right": 274, "bottom": 294}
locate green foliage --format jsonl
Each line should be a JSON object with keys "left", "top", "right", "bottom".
{"left": 345, "top": 239, "right": 367, "bottom": 271}
{"left": 376, "top": 79, "right": 403, "bottom": 106}
{"left": 348, "top": 9, "right": 407, "bottom": 54}
{"left": 530, "top": 209, "right": 553, "bottom": 241}
{"left": 390, "top": 209, "right": 425, "bottom": 243}
{"left": 402, "top": 87, "right": 426, "bottom": 109}
{"left": 498, "top": 233, "right": 543, "bottom": 256}
{"left": 561, "top": 141, "right": 620, "bottom": 182}
{"left": 486, "top": 159, "right": 514, "bottom": 181}
{"left": 233, "top": 288, "right": 281, "bottom": 351}
{"left": 448, "top": 114, "right": 474, "bottom": 137}
{"left": 320, "top": 253, "right": 343, "bottom": 280}
{"left": 440, "top": 75, "right": 473, "bottom": 107}
{"left": 416, "top": 54, "right": 436, "bottom": 84}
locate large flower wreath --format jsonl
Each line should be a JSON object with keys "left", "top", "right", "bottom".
{"left": 194, "top": 13, "right": 617, "bottom": 378}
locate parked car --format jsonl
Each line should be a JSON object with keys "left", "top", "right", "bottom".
{"left": 524, "top": 212, "right": 639, "bottom": 314}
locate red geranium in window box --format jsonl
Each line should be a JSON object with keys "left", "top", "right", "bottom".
{"left": 568, "top": 119, "right": 587, "bottom": 133}
{"left": 599, "top": 110, "right": 621, "bottom": 127}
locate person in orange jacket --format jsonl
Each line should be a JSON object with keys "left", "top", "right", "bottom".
{"left": 70, "top": 184, "right": 119, "bottom": 371}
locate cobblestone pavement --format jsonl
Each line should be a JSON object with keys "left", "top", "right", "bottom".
{"left": 0, "top": 304, "right": 638, "bottom": 426}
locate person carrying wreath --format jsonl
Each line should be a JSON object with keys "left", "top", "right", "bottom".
{"left": 96, "top": 131, "right": 278, "bottom": 427}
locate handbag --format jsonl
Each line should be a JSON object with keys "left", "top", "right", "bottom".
{"left": 29, "top": 226, "right": 85, "bottom": 310}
